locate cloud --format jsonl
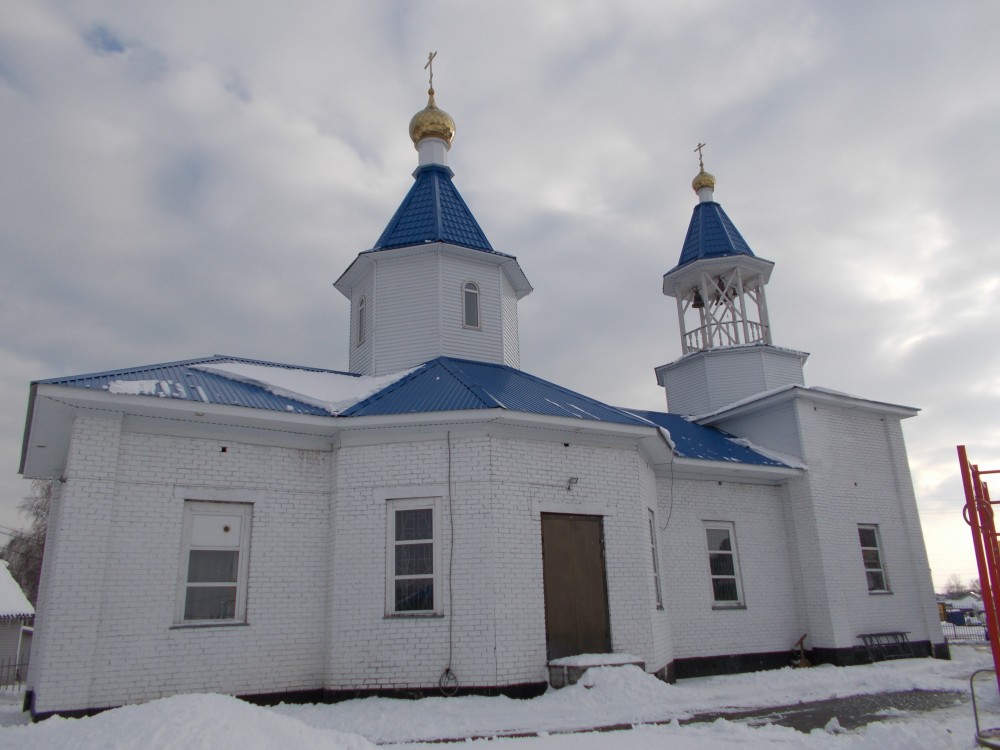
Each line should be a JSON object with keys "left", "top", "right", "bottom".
{"left": 1, "top": 1, "right": 999, "bottom": 591}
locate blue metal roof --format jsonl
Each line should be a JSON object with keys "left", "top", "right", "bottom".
{"left": 372, "top": 164, "right": 499, "bottom": 254}
{"left": 671, "top": 201, "right": 756, "bottom": 271}
{"left": 35, "top": 355, "right": 352, "bottom": 416}
{"left": 341, "top": 357, "right": 648, "bottom": 426}
{"left": 625, "top": 409, "right": 786, "bottom": 466}
{"left": 36, "top": 354, "right": 787, "bottom": 467}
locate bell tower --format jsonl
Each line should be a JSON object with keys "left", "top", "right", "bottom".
{"left": 656, "top": 149, "right": 807, "bottom": 415}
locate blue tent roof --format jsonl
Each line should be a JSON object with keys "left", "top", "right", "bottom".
{"left": 372, "top": 164, "right": 499, "bottom": 254}
{"left": 35, "top": 355, "right": 350, "bottom": 416}
{"left": 342, "top": 357, "right": 646, "bottom": 425}
{"left": 671, "top": 201, "right": 756, "bottom": 271}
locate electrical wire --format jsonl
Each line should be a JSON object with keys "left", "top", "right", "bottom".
{"left": 439, "top": 430, "right": 459, "bottom": 696}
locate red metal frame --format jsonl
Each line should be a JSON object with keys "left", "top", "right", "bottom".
{"left": 958, "top": 445, "right": 1000, "bottom": 692}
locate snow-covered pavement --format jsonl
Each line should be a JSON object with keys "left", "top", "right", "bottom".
{"left": 1, "top": 644, "right": 997, "bottom": 749}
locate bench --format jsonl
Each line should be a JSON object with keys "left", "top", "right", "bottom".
{"left": 858, "top": 631, "right": 914, "bottom": 662}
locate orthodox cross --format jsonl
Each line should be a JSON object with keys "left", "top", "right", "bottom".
{"left": 425, "top": 51, "right": 437, "bottom": 91}
{"left": 694, "top": 142, "right": 707, "bottom": 171}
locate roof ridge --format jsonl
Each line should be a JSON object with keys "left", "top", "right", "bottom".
{"left": 338, "top": 361, "right": 435, "bottom": 415}
{"left": 37, "top": 355, "right": 355, "bottom": 385}
{"left": 436, "top": 358, "right": 503, "bottom": 408}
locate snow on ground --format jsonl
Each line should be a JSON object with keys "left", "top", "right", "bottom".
{"left": 1, "top": 645, "right": 998, "bottom": 749}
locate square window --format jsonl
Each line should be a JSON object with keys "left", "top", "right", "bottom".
{"left": 387, "top": 498, "right": 440, "bottom": 614}
{"left": 858, "top": 524, "right": 889, "bottom": 592}
{"left": 176, "top": 501, "right": 252, "bottom": 624}
{"left": 704, "top": 522, "right": 744, "bottom": 607}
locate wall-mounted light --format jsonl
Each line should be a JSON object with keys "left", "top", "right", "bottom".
{"left": 566, "top": 477, "right": 579, "bottom": 491}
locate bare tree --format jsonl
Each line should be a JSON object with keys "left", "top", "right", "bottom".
{"left": 970, "top": 578, "right": 982, "bottom": 598}
{"left": 0, "top": 480, "right": 50, "bottom": 606}
{"left": 944, "top": 573, "right": 971, "bottom": 598}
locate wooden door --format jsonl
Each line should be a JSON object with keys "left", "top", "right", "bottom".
{"left": 540, "top": 513, "right": 612, "bottom": 660}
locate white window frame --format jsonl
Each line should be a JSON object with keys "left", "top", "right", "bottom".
{"left": 858, "top": 523, "right": 890, "bottom": 593}
{"left": 648, "top": 509, "right": 663, "bottom": 609}
{"left": 462, "top": 281, "right": 481, "bottom": 329}
{"left": 704, "top": 521, "right": 744, "bottom": 608}
{"left": 386, "top": 496, "right": 442, "bottom": 616}
{"left": 175, "top": 500, "right": 252, "bottom": 625}
{"left": 357, "top": 295, "right": 367, "bottom": 345}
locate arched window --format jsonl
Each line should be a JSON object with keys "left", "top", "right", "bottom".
{"left": 463, "top": 282, "right": 480, "bottom": 329}
{"left": 357, "top": 296, "right": 367, "bottom": 345}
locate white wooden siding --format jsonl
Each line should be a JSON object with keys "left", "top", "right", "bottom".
{"left": 348, "top": 270, "right": 375, "bottom": 375}
{"left": 500, "top": 272, "right": 520, "bottom": 368}
{"left": 660, "top": 356, "right": 708, "bottom": 414}
{"left": 439, "top": 252, "right": 504, "bottom": 365}
{"left": 662, "top": 348, "right": 805, "bottom": 415}
{"left": 715, "top": 400, "right": 803, "bottom": 458}
{"left": 373, "top": 254, "right": 441, "bottom": 374}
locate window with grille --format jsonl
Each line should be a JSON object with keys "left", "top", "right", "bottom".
{"left": 704, "top": 521, "right": 744, "bottom": 607}
{"left": 387, "top": 498, "right": 440, "bottom": 614}
{"left": 858, "top": 524, "right": 890, "bottom": 592}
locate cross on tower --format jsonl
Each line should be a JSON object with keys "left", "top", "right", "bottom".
{"left": 425, "top": 51, "right": 437, "bottom": 91}
{"left": 694, "top": 142, "right": 707, "bottom": 172}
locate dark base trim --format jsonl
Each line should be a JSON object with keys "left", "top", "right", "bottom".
{"left": 673, "top": 640, "right": 945, "bottom": 680}
{"left": 311, "top": 682, "right": 548, "bottom": 703}
{"left": 28, "top": 642, "right": 950, "bottom": 720}
{"left": 28, "top": 682, "right": 548, "bottom": 721}
{"left": 654, "top": 660, "right": 676, "bottom": 684}
{"left": 673, "top": 650, "right": 792, "bottom": 680}
{"left": 27, "top": 689, "right": 117, "bottom": 723}
{"left": 810, "top": 639, "right": 937, "bottom": 667}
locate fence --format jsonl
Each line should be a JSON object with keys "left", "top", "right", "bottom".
{"left": 942, "top": 622, "right": 989, "bottom": 642}
{"left": 0, "top": 655, "right": 29, "bottom": 690}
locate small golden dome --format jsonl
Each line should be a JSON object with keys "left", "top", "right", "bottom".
{"left": 692, "top": 169, "right": 716, "bottom": 193}
{"left": 409, "top": 88, "right": 456, "bottom": 146}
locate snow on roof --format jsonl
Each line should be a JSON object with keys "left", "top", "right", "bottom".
{"left": 0, "top": 561, "right": 33, "bottom": 619}
{"left": 193, "top": 362, "right": 415, "bottom": 416}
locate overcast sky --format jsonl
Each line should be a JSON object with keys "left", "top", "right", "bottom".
{"left": 2, "top": 1, "right": 998, "bottom": 591}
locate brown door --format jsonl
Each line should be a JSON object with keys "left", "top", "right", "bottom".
{"left": 540, "top": 513, "right": 612, "bottom": 660}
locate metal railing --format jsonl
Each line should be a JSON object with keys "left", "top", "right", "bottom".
{"left": 683, "top": 320, "right": 768, "bottom": 352}
{"left": 0, "top": 656, "right": 29, "bottom": 690}
{"left": 941, "top": 622, "right": 989, "bottom": 642}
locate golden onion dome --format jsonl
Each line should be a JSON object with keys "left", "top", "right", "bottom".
{"left": 408, "top": 88, "right": 456, "bottom": 146}
{"left": 692, "top": 169, "right": 716, "bottom": 193}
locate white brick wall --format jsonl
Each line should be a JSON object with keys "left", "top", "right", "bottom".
{"left": 789, "top": 399, "right": 943, "bottom": 649}
{"left": 30, "top": 421, "right": 332, "bottom": 714}
{"left": 658, "top": 475, "right": 803, "bottom": 660}
{"left": 327, "top": 434, "right": 673, "bottom": 690}
{"left": 29, "top": 394, "right": 942, "bottom": 714}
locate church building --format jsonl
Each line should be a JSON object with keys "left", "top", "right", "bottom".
{"left": 18, "top": 71, "right": 945, "bottom": 718}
